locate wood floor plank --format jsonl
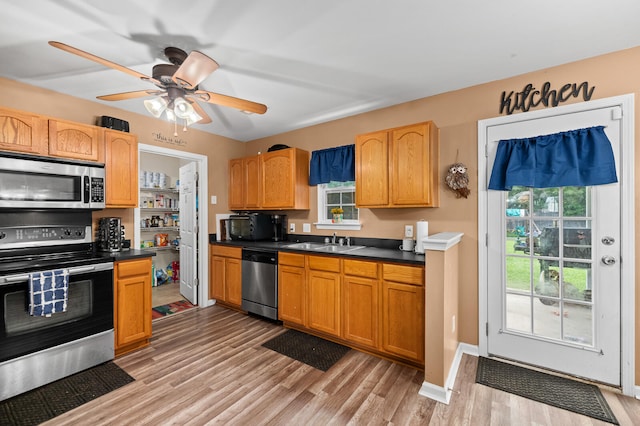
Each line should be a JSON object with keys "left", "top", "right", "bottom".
{"left": 37, "top": 304, "right": 640, "bottom": 426}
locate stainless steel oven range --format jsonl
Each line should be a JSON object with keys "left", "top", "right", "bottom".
{"left": 0, "top": 210, "right": 114, "bottom": 402}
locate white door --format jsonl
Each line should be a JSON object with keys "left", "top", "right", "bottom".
{"left": 179, "top": 162, "right": 198, "bottom": 305}
{"left": 485, "top": 105, "right": 622, "bottom": 385}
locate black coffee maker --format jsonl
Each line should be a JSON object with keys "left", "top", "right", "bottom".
{"left": 271, "top": 214, "right": 287, "bottom": 242}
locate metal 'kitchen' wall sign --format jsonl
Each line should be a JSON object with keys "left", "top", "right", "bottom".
{"left": 499, "top": 81, "right": 595, "bottom": 115}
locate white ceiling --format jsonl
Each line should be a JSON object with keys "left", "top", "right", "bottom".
{"left": 2, "top": 0, "right": 639, "bottom": 141}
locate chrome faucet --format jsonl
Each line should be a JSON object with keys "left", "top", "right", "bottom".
{"left": 331, "top": 232, "right": 337, "bottom": 245}
{"left": 346, "top": 236, "right": 351, "bottom": 247}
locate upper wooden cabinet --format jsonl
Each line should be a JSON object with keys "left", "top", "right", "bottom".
{"left": 229, "top": 147, "right": 310, "bottom": 210}
{"left": 48, "top": 119, "right": 103, "bottom": 162}
{"left": 229, "top": 155, "right": 261, "bottom": 210}
{"left": 0, "top": 107, "right": 48, "bottom": 155}
{"left": 104, "top": 129, "right": 138, "bottom": 208}
{"left": 356, "top": 121, "right": 439, "bottom": 208}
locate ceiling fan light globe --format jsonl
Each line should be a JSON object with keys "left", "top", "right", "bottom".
{"left": 185, "top": 110, "right": 203, "bottom": 126}
{"left": 165, "top": 109, "right": 176, "bottom": 122}
{"left": 173, "top": 97, "right": 195, "bottom": 119}
{"left": 143, "top": 96, "right": 168, "bottom": 118}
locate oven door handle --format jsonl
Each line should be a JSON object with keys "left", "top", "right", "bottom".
{"left": 2, "top": 274, "right": 30, "bottom": 284}
{"left": 67, "top": 265, "right": 96, "bottom": 275}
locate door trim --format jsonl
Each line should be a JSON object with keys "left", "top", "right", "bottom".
{"left": 136, "top": 144, "right": 211, "bottom": 307}
{"left": 477, "top": 94, "right": 635, "bottom": 395}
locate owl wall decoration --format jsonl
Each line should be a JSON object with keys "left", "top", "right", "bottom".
{"left": 445, "top": 162, "right": 470, "bottom": 198}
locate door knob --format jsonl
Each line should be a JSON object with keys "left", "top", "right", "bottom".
{"left": 601, "top": 255, "right": 616, "bottom": 265}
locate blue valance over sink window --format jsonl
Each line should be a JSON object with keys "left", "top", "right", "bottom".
{"left": 488, "top": 126, "right": 617, "bottom": 190}
{"left": 309, "top": 144, "right": 355, "bottom": 185}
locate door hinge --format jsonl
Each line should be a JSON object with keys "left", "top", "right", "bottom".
{"left": 194, "top": 224, "right": 199, "bottom": 235}
{"left": 195, "top": 171, "right": 199, "bottom": 182}
{"left": 194, "top": 278, "right": 199, "bottom": 287}
{"left": 485, "top": 233, "right": 489, "bottom": 247}
{"left": 484, "top": 142, "right": 488, "bottom": 158}
{"left": 486, "top": 322, "right": 489, "bottom": 336}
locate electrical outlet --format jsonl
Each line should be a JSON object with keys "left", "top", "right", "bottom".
{"left": 210, "top": 195, "right": 217, "bottom": 204}
{"left": 289, "top": 223, "right": 295, "bottom": 233}
{"left": 404, "top": 225, "right": 414, "bottom": 238}
{"left": 303, "top": 223, "right": 311, "bottom": 232}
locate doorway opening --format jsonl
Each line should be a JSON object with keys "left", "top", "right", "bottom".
{"left": 135, "top": 144, "right": 210, "bottom": 315}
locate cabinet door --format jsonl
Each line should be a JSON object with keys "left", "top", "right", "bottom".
{"left": 244, "top": 155, "right": 261, "bottom": 208}
{"left": 115, "top": 258, "right": 152, "bottom": 349}
{"left": 307, "top": 269, "right": 341, "bottom": 337}
{"left": 355, "top": 131, "right": 389, "bottom": 207}
{"left": 0, "top": 108, "right": 48, "bottom": 155}
{"left": 343, "top": 275, "right": 378, "bottom": 348}
{"left": 278, "top": 264, "right": 306, "bottom": 325}
{"left": 225, "top": 257, "right": 242, "bottom": 306}
{"left": 48, "top": 119, "right": 102, "bottom": 161}
{"left": 390, "top": 122, "right": 437, "bottom": 207}
{"left": 228, "top": 158, "right": 245, "bottom": 210}
{"left": 261, "top": 149, "right": 295, "bottom": 209}
{"left": 210, "top": 255, "right": 226, "bottom": 301}
{"left": 105, "top": 130, "right": 138, "bottom": 207}
{"left": 381, "top": 280, "right": 424, "bottom": 362}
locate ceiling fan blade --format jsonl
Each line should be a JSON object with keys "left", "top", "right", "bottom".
{"left": 48, "top": 41, "right": 161, "bottom": 86}
{"left": 194, "top": 90, "right": 267, "bottom": 114}
{"left": 189, "top": 101, "right": 212, "bottom": 124}
{"left": 172, "top": 51, "right": 219, "bottom": 90}
{"left": 97, "top": 90, "right": 164, "bottom": 101}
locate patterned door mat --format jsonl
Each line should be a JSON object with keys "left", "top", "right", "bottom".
{"left": 262, "top": 329, "right": 350, "bottom": 371}
{"left": 0, "top": 361, "right": 134, "bottom": 426}
{"left": 476, "top": 356, "right": 618, "bottom": 424}
{"left": 152, "top": 299, "right": 195, "bottom": 319}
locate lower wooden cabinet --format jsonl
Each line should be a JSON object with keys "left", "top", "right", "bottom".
{"left": 307, "top": 256, "right": 341, "bottom": 337}
{"left": 381, "top": 263, "right": 425, "bottom": 363}
{"left": 114, "top": 257, "right": 152, "bottom": 357}
{"left": 342, "top": 259, "right": 379, "bottom": 349}
{"left": 278, "top": 253, "right": 306, "bottom": 325}
{"left": 277, "top": 252, "right": 425, "bottom": 367}
{"left": 209, "top": 245, "right": 242, "bottom": 308}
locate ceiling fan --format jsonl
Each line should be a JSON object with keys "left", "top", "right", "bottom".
{"left": 48, "top": 41, "right": 267, "bottom": 128}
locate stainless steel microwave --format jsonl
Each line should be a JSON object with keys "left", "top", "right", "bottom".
{"left": 0, "top": 152, "right": 105, "bottom": 209}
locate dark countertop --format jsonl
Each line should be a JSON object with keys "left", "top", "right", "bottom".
{"left": 209, "top": 237, "right": 425, "bottom": 266}
{"left": 97, "top": 249, "right": 156, "bottom": 262}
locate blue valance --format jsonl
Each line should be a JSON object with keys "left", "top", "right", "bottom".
{"left": 309, "top": 144, "right": 355, "bottom": 185}
{"left": 488, "top": 126, "right": 617, "bottom": 190}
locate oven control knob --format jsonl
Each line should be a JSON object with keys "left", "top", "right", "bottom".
{"left": 0, "top": 232, "right": 5, "bottom": 240}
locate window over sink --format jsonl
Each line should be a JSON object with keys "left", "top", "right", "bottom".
{"left": 315, "top": 181, "right": 361, "bottom": 230}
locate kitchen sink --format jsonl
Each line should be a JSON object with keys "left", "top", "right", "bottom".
{"left": 285, "top": 242, "right": 365, "bottom": 253}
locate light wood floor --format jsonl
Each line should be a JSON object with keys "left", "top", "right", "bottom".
{"left": 152, "top": 281, "right": 183, "bottom": 307}
{"left": 44, "top": 305, "right": 640, "bottom": 425}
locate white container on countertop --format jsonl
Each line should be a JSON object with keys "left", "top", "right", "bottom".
{"left": 414, "top": 220, "right": 428, "bottom": 253}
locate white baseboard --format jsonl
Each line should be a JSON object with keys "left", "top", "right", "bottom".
{"left": 418, "top": 343, "right": 478, "bottom": 404}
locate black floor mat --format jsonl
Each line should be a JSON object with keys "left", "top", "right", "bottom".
{"left": 262, "top": 329, "right": 350, "bottom": 371}
{"left": 476, "top": 356, "right": 618, "bottom": 424}
{"left": 0, "top": 361, "right": 134, "bottom": 426}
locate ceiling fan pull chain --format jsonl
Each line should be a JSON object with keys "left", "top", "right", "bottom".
{"left": 174, "top": 120, "right": 178, "bottom": 137}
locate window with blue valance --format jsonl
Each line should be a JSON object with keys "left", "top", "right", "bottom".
{"left": 488, "top": 126, "right": 617, "bottom": 190}
{"left": 309, "top": 144, "right": 355, "bottom": 185}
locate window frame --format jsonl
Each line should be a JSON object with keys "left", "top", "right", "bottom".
{"left": 315, "top": 181, "right": 361, "bottom": 231}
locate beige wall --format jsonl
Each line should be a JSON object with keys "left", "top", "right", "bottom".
{"left": 2, "top": 45, "right": 639, "bottom": 382}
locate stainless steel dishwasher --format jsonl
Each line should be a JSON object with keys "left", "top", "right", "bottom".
{"left": 241, "top": 248, "right": 278, "bottom": 320}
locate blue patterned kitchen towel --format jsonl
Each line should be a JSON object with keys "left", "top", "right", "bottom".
{"left": 29, "top": 269, "right": 69, "bottom": 316}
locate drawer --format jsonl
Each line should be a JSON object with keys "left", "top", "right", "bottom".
{"left": 278, "top": 252, "right": 305, "bottom": 267}
{"left": 116, "top": 257, "right": 152, "bottom": 279}
{"left": 307, "top": 255, "right": 341, "bottom": 272}
{"left": 343, "top": 259, "right": 378, "bottom": 278}
{"left": 382, "top": 263, "right": 424, "bottom": 286}
{"left": 210, "top": 244, "right": 242, "bottom": 259}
